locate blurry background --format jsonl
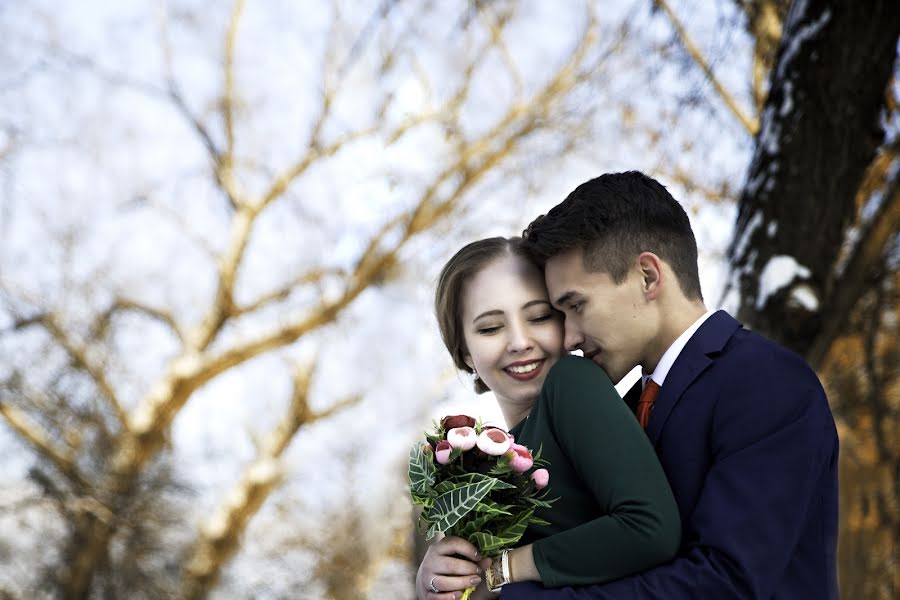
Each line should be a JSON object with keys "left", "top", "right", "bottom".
{"left": 0, "top": 0, "right": 896, "bottom": 598}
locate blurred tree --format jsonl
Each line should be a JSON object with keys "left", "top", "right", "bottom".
{"left": 0, "top": 1, "right": 609, "bottom": 598}
{"left": 1, "top": 0, "right": 896, "bottom": 597}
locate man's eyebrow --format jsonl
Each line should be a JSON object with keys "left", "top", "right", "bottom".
{"left": 553, "top": 291, "right": 578, "bottom": 308}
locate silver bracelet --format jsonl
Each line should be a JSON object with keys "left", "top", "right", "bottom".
{"left": 501, "top": 549, "right": 511, "bottom": 584}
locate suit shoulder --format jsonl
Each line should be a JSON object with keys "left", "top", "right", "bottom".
{"left": 719, "top": 325, "right": 802, "bottom": 367}
{"left": 718, "top": 328, "right": 827, "bottom": 407}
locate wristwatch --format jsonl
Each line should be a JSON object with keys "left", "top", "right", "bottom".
{"left": 486, "top": 549, "right": 512, "bottom": 592}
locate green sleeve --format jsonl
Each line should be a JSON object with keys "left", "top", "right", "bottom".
{"left": 532, "top": 356, "right": 681, "bottom": 586}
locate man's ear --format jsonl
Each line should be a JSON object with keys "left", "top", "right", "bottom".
{"left": 637, "top": 252, "right": 663, "bottom": 300}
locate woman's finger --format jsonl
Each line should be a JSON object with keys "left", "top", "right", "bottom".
{"left": 433, "top": 536, "right": 481, "bottom": 561}
{"left": 433, "top": 554, "right": 482, "bottom": 576}
{"left": 426, "top": 573, "right": 483, "bottom": 598}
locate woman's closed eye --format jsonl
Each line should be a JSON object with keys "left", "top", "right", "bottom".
{"left": 529, "top": 313, "right": 554, "bottom": 324}
{"left": 476, "top": 324, "right": 502, "bottom": 335}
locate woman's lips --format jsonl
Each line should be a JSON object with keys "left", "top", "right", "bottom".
{"left": 503, "top": 359, "right": 545, "bottom": 381}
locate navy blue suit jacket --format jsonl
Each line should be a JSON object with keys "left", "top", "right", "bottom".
{"left": 503, "top": 310, "right": 839, "bottom": 600}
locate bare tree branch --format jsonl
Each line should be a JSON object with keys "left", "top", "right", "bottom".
{"left": 732, "top": 0, "right": 790, "bottom": 113}
{"left": 652, "top": 165, "right": 735, "bottom": 205}
{"left": 233, "top": 267, "right": 347, "bottom": 317}
{"left": 655, "top": 0, "right": 759, "bottom": 135}
{"left": 181, "top": 361, "right": 360, "bottom": 597}
{"left": 40, "top": 314, "right": 129, "bottom": 430}
{"left": 93, "top": 297, "right": 185, "bottom": 343}
{"left": 0, "top": 400, "right": 82, "bottom": 487}
{"left": 216, "top": 0, "right": 246, "bottom": 212}
{"left": 157, "top": 2, "right": 243, "bottom": 211}
{"left": 258, "top": 126, "right": 379, "bottom": 209}
{"left": 222, "top": 0, "right": 244, "bottom": 166}
{"left": 476, "top": 3, "right": 524, "bottom": 97}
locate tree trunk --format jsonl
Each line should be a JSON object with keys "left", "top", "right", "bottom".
{"left": 728, "top": 0, "right": 899, "bottom": 352}
{"left": 728, "top": 1, "right": 900, "bottom": 598}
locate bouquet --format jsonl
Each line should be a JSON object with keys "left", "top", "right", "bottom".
{"left": 408, "top": 415, "right": 554, "bottom": 599}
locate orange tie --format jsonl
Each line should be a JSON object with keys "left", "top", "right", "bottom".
{"left": 636, "top": 380, "right": 660, "bottom": 429}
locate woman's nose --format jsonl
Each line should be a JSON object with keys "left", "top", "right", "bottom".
{"left": 506, "top": 324, "right": 534, "bottom": 353}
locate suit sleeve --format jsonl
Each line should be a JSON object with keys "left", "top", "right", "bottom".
{"left": 529, "top": 357, "right": 680, "bottom": 586}
{"left": 503, "top": 349, "right": 837, "bottom": 600}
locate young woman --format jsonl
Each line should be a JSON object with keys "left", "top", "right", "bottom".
{"left": 416, "top": 237, "right": 679, "bottom": 599}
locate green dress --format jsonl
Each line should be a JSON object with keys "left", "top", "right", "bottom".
{"left": 509, "top": 356, "right": 680, "bottom": 587}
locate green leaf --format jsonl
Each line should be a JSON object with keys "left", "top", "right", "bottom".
{"left": 408, "top": 442, "right": 436, "bottom": 496}
{"left": 410, "top": 491, "right": 433, "bottom": 508}
{"left": 424, "top": 478, "right": 498, "bottom": 537}
{"left": 433, "top": 479, "right": 457, "bottom": 495}
{"left": 456, "top": 509, "right": 502, "bottom": 539}
{"left": 473, "top": 498, "right": 513, "bottom": 516}
{"left": 494, "top": 507, "right": 535, "bottom": 542}
{"left": 487, "top": 461, "right": 514, "bottom": 477}
{"left": 468, "top": 507, "right": 536, "bottom": 555}
{"left": 525, "top": 497, "right": 554, "bottom": 509}
{"left": 468, "top": 531, "right": 508, "bottom": 556}
{"left": 445, "top": 472, "right": 517, "bottom": 490}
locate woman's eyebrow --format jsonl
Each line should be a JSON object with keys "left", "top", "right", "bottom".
{"left": 473, "top": 309, "right": 503, "bottom": 323}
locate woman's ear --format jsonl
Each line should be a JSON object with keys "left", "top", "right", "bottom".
{"left": 464, "top": 355, "right": 474, "bottom": 370}
{"left": 637, "top": 252, "right": 663, "bottom": 300}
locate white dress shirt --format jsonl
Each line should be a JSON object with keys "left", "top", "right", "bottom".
{"left": 642, "top": 310, "right": 716, "bottom": 389}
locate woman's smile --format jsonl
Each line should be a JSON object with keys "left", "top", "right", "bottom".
{"left": 503, "top": 359, "right": 546, "bottom": 381}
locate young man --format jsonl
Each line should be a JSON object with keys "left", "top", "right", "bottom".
{"left": 502, "top": 171, "right": 839, "bottom": 599}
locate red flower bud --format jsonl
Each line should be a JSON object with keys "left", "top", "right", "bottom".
{"left": 441, "top": 414, "right": 476, "bottom": 430}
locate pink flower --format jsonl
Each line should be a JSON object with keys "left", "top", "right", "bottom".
{"left": 435, "top": 440, "right": 452, "bottom": 465}
{"left": 476, "top": 428, "right": 511, "bottom": 456}
{"left": 447, "top": 426, "right": 477, "bottom": 451}
{"left": 441, "top": 415, "right": 476, "bottom": 430}
{"left": 506, "top": 443, "right": 534, "bottom": 473}
{"left": 531, "top": 468, "right": 549, "bottom": 489}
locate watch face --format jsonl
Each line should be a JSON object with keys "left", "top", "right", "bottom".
{"left": 486, "top": 555, "right": 508, "bottom": 592}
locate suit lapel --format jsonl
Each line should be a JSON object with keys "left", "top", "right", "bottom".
{"left": 645, "top": 310, "right": 742, "bottom": 446}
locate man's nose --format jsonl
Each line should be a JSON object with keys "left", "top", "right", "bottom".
{"left": 564, "top": 321, "right": 584, "bottom": 352}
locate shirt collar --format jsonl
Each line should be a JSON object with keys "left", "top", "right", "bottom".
{"left": 643, "top": 310, "right": 715, "bottom": 388}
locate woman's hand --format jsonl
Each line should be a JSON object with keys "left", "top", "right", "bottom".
{"left": 416, "top": 536, "right": 484, "bottom": 599}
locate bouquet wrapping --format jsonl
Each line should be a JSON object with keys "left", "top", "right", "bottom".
{"left": 408, "top": 415, "right": 554, "bottom": 599}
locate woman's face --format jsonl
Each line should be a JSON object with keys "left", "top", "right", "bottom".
{"left": 461, "top": 254, "right": 565, "bottom": 409}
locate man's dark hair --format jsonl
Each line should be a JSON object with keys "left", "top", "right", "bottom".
{"left": 523, "top": 171, "right": 703, "bottom": 300}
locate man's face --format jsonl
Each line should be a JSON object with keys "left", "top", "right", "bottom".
{"left": 544, "top": 249, "right": 654, "bottom": 384}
